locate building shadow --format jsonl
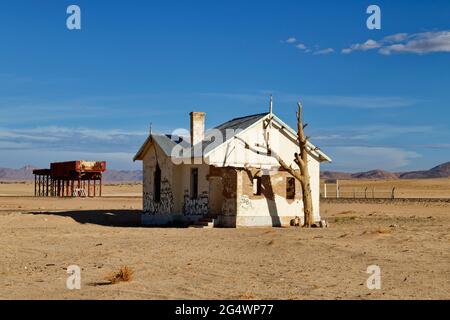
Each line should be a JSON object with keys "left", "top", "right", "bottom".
{"left": 27, "top": 210, "right": 143, "bottom": 228}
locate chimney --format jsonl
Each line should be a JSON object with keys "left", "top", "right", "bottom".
{"left": 190, "top": 111, "right": 205, "bottom": 146}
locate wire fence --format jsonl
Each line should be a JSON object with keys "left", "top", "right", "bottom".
{"left": 321, "top": 186, "right": 396, "bottom": 199}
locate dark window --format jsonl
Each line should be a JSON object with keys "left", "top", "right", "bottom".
{"left": 253, "top": 177, "right": 262, "bottom": 195}
{"left": 154, "top": 164, "right": 161, "bottom": 202}
{"left": 190, "top": 168, "right": 198, "bottom": 199}
{"left": 286, "top": 177, "right": 295, "bottom": 199}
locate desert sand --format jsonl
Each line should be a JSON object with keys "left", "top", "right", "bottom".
{"left": 0, "top": 181, "right": 449, "bottom": 300}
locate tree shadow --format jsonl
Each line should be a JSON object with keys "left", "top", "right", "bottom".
{"left": 27, "top": 210, "right": 143, "bottom": 228}
{"left": 261, "top": 175, "right": 282, "bottom": 227}
{"left": 243, "top": 169, "right": 282, "bottom": 227}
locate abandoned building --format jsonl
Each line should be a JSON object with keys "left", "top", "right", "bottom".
{"left": 134, "top": 107, "right": 331, "bottom": 227}
{"left": 33, "top": 161, "right": 106, "bottom": 197}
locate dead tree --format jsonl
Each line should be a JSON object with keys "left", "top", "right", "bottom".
{"left": 238, "top": 101, "right": 316, "bottom": 227}
{"left": 280, "top": 102, "right": 315, "bottom": 227}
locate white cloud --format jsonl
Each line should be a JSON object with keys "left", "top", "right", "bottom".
{"left": 285, "top": 37, "right": 297, "bottom": 44}
{"left": 383, "top": 33, "right": 409, "bottom": 43}
{"left": 0, "top": 126, "right": 147, "bottom": 156}
{"left": 0, "top": 127, "right": 146, "bottom": 142}
{"left": 342, "top": 30, "right": 450, "bottom": 55}
{"left": 325, "top": 146, "right": 421, "bottom": 172}
{"left": 313, "top": 48, "right": 334, "bottom": 55}
{"left": 0, "top": 126, "right": 147, "bottom": 169}
{"left": 342, "top": 39, "right": 380, "bottom": 54}
{"left": 312, "top": 125, "right": 434, "bottom": 147}
{"left": 380, "top": 31, "right": 450, "bottom": 55}
{"left": 302, "top": 95, "right": 421, "bottom": 109}
{"left": 0, "top": 141, "right": 32, "bottom": 150}
{"left": 282, "top": 37, "right": 332, "bottom": 55}
{"left": 0, "top": 149, "right": 139, "bottom": 170}
{"left": 341, "top": 48, "right": 352, "bottom": 54}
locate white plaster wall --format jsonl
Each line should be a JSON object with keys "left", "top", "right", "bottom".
{"left": 206, "top": 119, "right": 318, "bottom": 169}
{"left": 178, "top": 163, "right": 210, "bottom": 197}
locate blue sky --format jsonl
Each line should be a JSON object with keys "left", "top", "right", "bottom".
{"left": 0, "top": 0, "right": 449, "bottom": 171}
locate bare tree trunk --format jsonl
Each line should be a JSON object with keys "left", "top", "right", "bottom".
{"left": 295, "top": 103, "right": 314, "bottom": 226}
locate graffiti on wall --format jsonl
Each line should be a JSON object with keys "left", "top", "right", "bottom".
{"left": 183, "top": 190, "right": 209, "bottom": 215}
{"left": 143, "top": 178, "right": 174, "bottom": 215}
{"left": 240, "top": 195, "right": 253, "bottom": 210}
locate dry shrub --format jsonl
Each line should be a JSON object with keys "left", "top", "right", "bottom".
{"left": 338, "top": 210, "right": 356, "bottom": 215}
{"left": 375, "top": 227, "right": 392, "bottom": 234}
{"left": 267, "top": 239, "right": 275, "bottom": 246}
{"left": 105, "top": 266, "right": 134, "bottom": 284}
{"left": 238, "top": 292, "right": 256, "bottom": 300}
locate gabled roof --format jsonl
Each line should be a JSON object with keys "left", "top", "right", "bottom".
{"left": 133, "top": 113, "right": 268, "bottom": 161}
{"left": 133, "top": 112, "right": 331, "bottom": 162}
{"left": 133, "top": 133, "right": 187, "bottom": 161}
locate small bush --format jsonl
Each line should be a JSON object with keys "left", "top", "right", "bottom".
{"left": 238, "top": 292, "right": 256, "bottom": 300}
{"left": 337, "top": 210, "right": 356, "bottom": 215}
{"left": 105, "top": 266, "right": 134, "bottom": 284}
{"left": 375, "top": 227, "right": 392, "bottom": 234}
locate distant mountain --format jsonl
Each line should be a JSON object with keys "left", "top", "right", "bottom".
{"left": 1, "top": 162, "right": 449, "bottom": 182}
{"left": 322, "top": 169, "right": 399, "bottom": 180}
{"left": 0, "top": 165, "right": 143, "bottom": 182}
{"left": 322, "top": 162, "right": 450, "bottom": 180}
{"left": 103, "top": 170, "right": 143, "bottom": 182}
{"left": 0, "top": 165, "right": 36, "bottom": 181}
{"left": 398, "top": 162, "right": 450, "bottom": 179}
{"left": 352, "top": 170, "right": 400, "bottom": 180}
{"left": 320, "top": 171, "right": 353, "bottom": 180}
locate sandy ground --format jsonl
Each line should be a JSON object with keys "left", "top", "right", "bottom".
{"left": 0, "top": 182, "right": 449, "bottom": 300}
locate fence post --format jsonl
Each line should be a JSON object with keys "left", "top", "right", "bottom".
{"left": 391, "top": 187, "right": 396, "bottom": 199}
{"left": 324, "top": 184, "right": 327, "bottom": 199}
{"left": 336, "top": 180, "right": 340, "bottom": 199}
{"left": 364, "top": 187, "right": 368, "bottom": 199}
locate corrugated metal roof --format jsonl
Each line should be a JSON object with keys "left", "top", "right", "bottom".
{"left": 200, "top": 113, "right": 268, "bottom": 153}
{"left": 213, "top": 113, "right": 268, "bottom": 137}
